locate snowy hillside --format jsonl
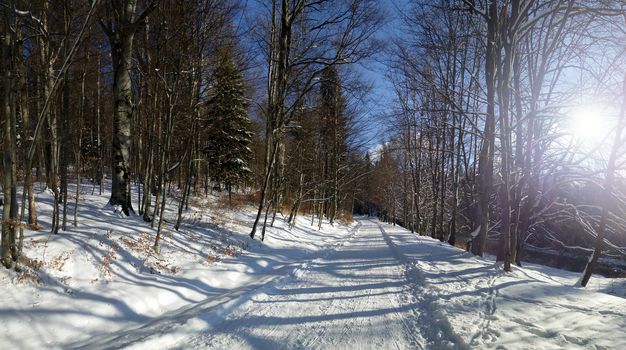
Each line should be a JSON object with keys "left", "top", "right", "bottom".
{"left": 1, "top": 185, "right": 625, "bottom": 349}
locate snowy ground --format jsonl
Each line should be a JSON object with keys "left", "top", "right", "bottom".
{"left": 1, "top": 183, "right": 625, "bottom": 349}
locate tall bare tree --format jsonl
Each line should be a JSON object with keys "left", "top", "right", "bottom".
{"left": 100, "top": 0, "right": 156, "bottom": 215}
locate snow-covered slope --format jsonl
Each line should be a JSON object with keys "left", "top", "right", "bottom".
{"left": 382, "top": 222, "right": 626, "bottom": 349}
{"left": 1, "top": 185, "right": 625, "bottom": 349}
{"left": 0, "top": 184, "right": 355, "bottom": 349}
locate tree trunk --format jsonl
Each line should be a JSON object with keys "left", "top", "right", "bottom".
{"left": 472, "top": 0, "right": 498, "bottom": 257}
{"left": 109, "top": 31, "right": 135, "bottom": 215}
{"left": 1, "top": 0, "right": 17, "bottom": 266}
{"left": 103, "top": 0, "right": 155, "bottom": 215}
{"left": 16, "top": 23, "right": 37, "bottom": 227}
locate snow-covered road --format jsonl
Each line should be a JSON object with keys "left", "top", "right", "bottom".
{"left": 75, "top": 219, "right": 431, "bottom": 349}
{"left": 176, "top": 219, "right": 427, "bottom": 350}
{"left": 67, "top": 218, "right": 626, "bottom": 349}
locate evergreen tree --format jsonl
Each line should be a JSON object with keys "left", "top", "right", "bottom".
{"left": 203, "top": 49, "right": 253, "bottom": 195}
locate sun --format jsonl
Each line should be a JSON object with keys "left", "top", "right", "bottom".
{"left": 568, "top": 106, "right": 607, "bottom": 143}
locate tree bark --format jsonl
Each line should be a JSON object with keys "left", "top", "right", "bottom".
{"left": 1, "top": 0, "right": 17, "bottom": 266}
{"left": 108, "top": 31, "right": 135, "bottom": 215}
{"left": 102, "top": 0, "right": 156, "bottom": 216}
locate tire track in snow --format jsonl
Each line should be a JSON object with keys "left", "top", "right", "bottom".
{"left": 305, "top": 220, "right": 410, "bottom": 350}
{"left": 71, "top": 222, "right": 362, "bottom": 350}
{"left": 376, "top": 221, "right": 468, "bottom": 350}
{"left": 181, "top": 221, "right": 365, "bottom": 349}
{"left": 182, "top": 219, "right": 418, "bottom": 349}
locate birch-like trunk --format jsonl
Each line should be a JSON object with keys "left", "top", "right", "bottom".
{"left": 109, "top": 31, "right": 135, "bottom": 215}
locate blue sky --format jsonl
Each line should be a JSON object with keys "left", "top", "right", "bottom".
{"left": 355, "top": 0, "right": 409, "bottom": 148}
{"left": 236, "top": 0, "right": 410, "bottom": 150}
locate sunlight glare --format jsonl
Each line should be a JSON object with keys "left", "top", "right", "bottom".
{"left": 569, "top": 106, "right": 606, "bottom": 143}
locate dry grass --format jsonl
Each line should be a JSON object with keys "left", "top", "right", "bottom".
{"left": 19, "top": 255, "right": 44, "bottom": 270}
{"left": 16, "top": 270, "right": 42, "bottom": 285}
{"left": 206, "top": 254, "right": 220, "bottom": 264}
{"left": 27, "top": 223, "right": 43, "bottom": 231}
{"left": 222, "top": 244, "right": 241, "bottom": 257}
{"left": 118, "top": 232, "right": 153, "bottom": 254}
{"left": 28, "top": 237, "right": 48, "bottom": 248}
{"left": 99, "top": 230, "right": 118, "bottom": 279}
{"left": 453, "top": 237, "right": 470, "bottom": 251}
{"left": 48, "top": 251, "right": 72, "bottom": 272}
{"left": 337, "top": 211, "right": 354, "bottom": 225}
{"left": 15, "top": 255, "right": 43, "bottom": 285}
{"left": 281, "top": 202, "right": 293, "bottom": 215}
{"left": 216, "top": 191, "right": 260, "bottom": 209}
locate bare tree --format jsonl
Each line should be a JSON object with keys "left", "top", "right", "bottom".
{"left": 100, "top": 0, "right": 156, "bottom": 215}
{"left": 250, "top": 0, "right": 383, "bottom": 240}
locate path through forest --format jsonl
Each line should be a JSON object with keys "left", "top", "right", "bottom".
{"left": 62, "top": 219, "right": 626, "bottom": 349}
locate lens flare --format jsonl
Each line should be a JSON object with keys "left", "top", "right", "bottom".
{"left": 569, "top": 106, "right": 606, "bottom": 143}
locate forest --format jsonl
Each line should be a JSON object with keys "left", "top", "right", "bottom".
{"left": 1, "top": 0, "right": 626, "bottom": 295}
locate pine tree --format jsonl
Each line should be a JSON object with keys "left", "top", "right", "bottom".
{"left": 203, "top": 49, "right": 253, "bottom": 196}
